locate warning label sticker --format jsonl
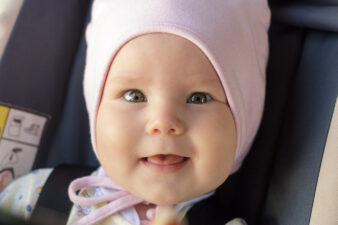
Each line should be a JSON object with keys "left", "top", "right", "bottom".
{"left": 0, "top": 104, "right": 48, "bottom": 190}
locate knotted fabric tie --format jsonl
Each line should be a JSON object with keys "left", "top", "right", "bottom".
{"left": 68, "top": 176, "right": 152, "bottom": 225}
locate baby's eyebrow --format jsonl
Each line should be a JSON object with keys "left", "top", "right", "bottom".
{"left": 188, "top": 74, "right": 222, "bottom": 86}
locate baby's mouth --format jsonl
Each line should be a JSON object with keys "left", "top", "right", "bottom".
{"left": 141, "top": 154, "right": 189, "bottom": 173}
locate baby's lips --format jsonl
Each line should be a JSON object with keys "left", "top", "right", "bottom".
{"left": 146, "top": 154, "right": 186, "bottom": 165}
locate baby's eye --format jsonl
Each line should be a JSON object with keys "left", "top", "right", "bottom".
{"left": 123, "top": 90, "right": 147, "bottom": 102}
{"left": 187, "top": 92, "right": 212, "bottom": 104}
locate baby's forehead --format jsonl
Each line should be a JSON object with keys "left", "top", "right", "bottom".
{"left": 106, "top": 33, "right": 220, "bottom": 84}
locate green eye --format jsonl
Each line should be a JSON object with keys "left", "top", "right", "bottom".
{"left": 123, "top": 90, "right": 146, "bottom": 102}
{"left": 187, "top": 92, "right": 212, "bottom": 104}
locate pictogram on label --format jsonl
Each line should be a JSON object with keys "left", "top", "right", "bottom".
{"left": 0, "top": 104, "right": 48, "bottom": 190}
{"left": 2, "top": 108, "right": 47, "bottom": 146}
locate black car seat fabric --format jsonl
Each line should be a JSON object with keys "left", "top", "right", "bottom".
{"left": 46, "top": 25, "right": 97, "bottom": 168}
{"left": 0, "top": 1, "right": 337, "bottom": 225}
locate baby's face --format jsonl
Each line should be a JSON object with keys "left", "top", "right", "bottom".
{"left": 96, "top": 33, "right": 236, "bottom": 205}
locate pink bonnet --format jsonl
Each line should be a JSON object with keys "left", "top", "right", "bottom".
{"left": 83, "top": 0, "right": 270, "bottom": 173}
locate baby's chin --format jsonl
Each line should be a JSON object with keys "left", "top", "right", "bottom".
{"left": 133, "top": 188, "right": 207, "bottom": 206}
{"left": 123, "top": 177, "right": 223, "bottom": 206}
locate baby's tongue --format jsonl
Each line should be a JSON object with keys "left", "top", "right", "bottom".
{"left": 147, "top": 154, "right": 184, "bottom": 165}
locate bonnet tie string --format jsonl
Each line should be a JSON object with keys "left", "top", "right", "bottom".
{"left": 68, "top": 176, "right": 153, "bottom": 225}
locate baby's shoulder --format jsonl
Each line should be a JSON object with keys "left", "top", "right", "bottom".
{"left": 0, "top": 168, "right": 53, "bottom": 220}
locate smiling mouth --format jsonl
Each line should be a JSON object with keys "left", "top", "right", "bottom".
{"left": 141, "top": 154, "right": 189, "bottom": 173}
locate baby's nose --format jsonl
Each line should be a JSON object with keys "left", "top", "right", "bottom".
{"left": 145, "top": 110, "right": 185, "bottom": 136}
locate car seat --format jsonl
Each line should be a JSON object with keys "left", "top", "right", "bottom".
{"left": 0, "top": 0, "right": 337, "bottom": 225}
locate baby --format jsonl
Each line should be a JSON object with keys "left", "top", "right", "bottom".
{"left": 0, "top": 0, "right": 270, "bottom": 225}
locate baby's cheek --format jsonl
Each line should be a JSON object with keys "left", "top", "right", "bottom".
{"left": 96, "top": 103, "right": 142, "bottom": 159}
{"left": 191, "top": 107, "right": 236, "bottom": 186}
{"left": 98, "top": 103, "right": 139, "bottom": 136}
